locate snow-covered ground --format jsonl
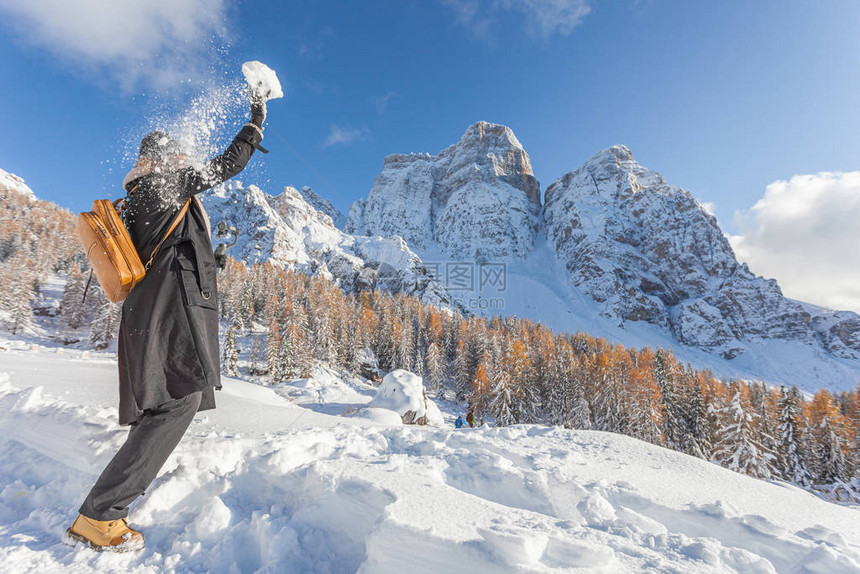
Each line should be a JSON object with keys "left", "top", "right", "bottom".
{"left": 1, "top": 349, "right": 859, "bottom": 573}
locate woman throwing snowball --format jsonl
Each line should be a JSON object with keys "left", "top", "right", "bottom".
{"left": 66, "top": 66, "right": 279, "bottom": 552}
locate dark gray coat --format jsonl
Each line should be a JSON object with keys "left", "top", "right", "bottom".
{"left": 117, "top": 124, "right": 262, "bottom": 425}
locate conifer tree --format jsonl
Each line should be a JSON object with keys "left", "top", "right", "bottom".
{"left": 655, "top": 350, "right": 684, "bottom": 449}
{"left": 627, "top": 360, "right": 663, "bottom": 445}
{"left": 266, "top": 319, "right": 283, "bottom": 383}
{"left": 3, "top": 254, "right": 36, "bottom": 334}
{"left": 808, "top": 390, "right": 851, "bottom": 485}
{"left": 488, "top": 362, "right": 517, "bottom": 426}
{"left": 776, "top": 385, "right": 811, "bottom": 486}
{"left": 221, "top": 323, "right": 240, "bottom": 377}
{"left": 424, "top": 342, "right": 445, "bottom": 390}
{"left": 749, "top": 382, "right": 778, "bottom": 478}
{"left": 60, "top": 263, "right": 88, "bottom": 329}
{"left": 89, "top": 290, "right": 120, "bottom": 350}
{"left": 285, "top": 322, "right": 312, "bottom": 379}
{"left": 562, "top": 351, "right": 592, "bottom": 429}
{"left": 682, "top": 377, "right": 711, "bottom": 459}
{"left": 248, "top": 334, "right": 264, "bottom": 376}
{"left": 711, "top": 388, "right": 773, "bottom": 479}
{"left": 451, "top": 338, "right": 470, "bottom": 401}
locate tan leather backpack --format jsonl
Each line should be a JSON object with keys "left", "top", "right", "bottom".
{"left": 78, "top": 188, "right": 190, "bottom": 303}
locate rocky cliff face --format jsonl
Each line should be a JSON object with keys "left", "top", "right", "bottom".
{"left": 346, "top": 121, "right": 541, "bottom": 260}
{"left": 543, "top": 145, "right": 860, "bottom": 360}
{"left": 199, "top": 182, "right": 453, "bottom": 307}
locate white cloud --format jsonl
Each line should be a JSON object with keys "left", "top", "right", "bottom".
{"left": 322, "top": 125, "right": 369, "bottom": 149}
{"left": 372, "top": 91, "right": 399, "bottom": 115}
{"left": 441, "top": 0, "right": 592, "bottom": 39}
{"left": 0, "top": 0, "right": 232, "bottom": 90}
{"left": 729, "top": 172, "right": 860, "bottom": 313}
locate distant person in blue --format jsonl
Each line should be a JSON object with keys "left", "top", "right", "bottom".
{"left": 455, "top": 416, "right": 464, "bottom": 428}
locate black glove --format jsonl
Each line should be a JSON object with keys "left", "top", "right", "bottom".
{"left": 249, "top": 86, "right": 269, "bottom": 127}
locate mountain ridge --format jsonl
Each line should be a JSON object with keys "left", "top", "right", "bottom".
{"left": 345, "top": 122, "right": 860, "bottom": 389}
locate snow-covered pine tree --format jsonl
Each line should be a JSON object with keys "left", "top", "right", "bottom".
{"left": 505, "top": 339, "right": 540, "bottom": 424}
{"left": 488, "top": 359, "right": 517, "bottom": 426}
{"left": 710, "top": 387, "right": 773, "bottom": 479}
{"left": 266, "top": 319, "right": 283, "bottom": 383}
{"left": 237, "top": 279, "right": 256, "bottom": 330}
{"left": 682, "top": 375, "right": 711, "bottom": 459}
{"left": 655, "top": 349, "right": 684, "bottom": 450}
{"left": 776, "top": 385, "right": 811, "bottom": 486}
{"left": 2, "top": 253, "right": 36, "bottom": 334}
{"left": 749, "top": 382, "right": 778, "bottom": 478}
{"left": 451, "top": 338, "right": 470, "bottom": 401}
{"left": 89, "top": 289, "right": 120, "bottom": 350}
{"left": 373, "top": 301, "right": 394, "bottom": 371}
{"left": 547, "top": 338, "right": 570, "bottom": 427}
{"left": 248, "top": 334, "right": 264, "bottom": 375}
{"left": 287, "top": 322, "right": 313, "bottom": 378}
{"left": 561, "top": 349, "right": 591, "bottom": 430}
{"left": 222, "top": 323, "right": 240, "bottom": 377}
{"left": 277, "top": 324, "right": 297, "bottom": 380}
{"left": 390, "top": 317, "right": 414, "bottom": 371}
{"left": 60, "top": 263, "right": 88, "bottom": 329}
{"left": 424, "top": 341, "right": 444, "bottom": 390}
{"left": 588, "top": 348, "right": 629, "bottom": 435}
{"left": 310, "top": 294, "right": 335, "bottom": 364}
{"left": 626, "top": 356, "right": 663, "bottom": 446}
{"left": 808, "top": 390, "right": 851, "bottom": 485}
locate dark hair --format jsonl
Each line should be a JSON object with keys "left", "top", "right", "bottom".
{"left": 139, "top": 131, "right": 184, "bottom": 159}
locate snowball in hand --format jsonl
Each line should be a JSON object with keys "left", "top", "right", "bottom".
{"left": 242, "top": 61, "right": 284, "bottom": 101}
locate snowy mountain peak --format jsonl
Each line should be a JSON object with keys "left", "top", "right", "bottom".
{"left": 544, "top": 148, "right": 860, "bottom": 364}
{"left": 0, "top": 168, "right": 37, "bottom": 203}
{"left": 452, "top": 121, "right": 540, "bottom": 206}
{"left": 283, "top": 185, "right": 344, "bottom": 228}
{"left": 547, "top": 144, "right": 672, "bottom": 206}
{"left": 346, "top": 121, "right": 541, "bottom": 259}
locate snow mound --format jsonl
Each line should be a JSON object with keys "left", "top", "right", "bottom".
{"left": 241, "top": 60, "right": 284, "bottom": 101}
{"left": 366, "top": 369, "right": 443, "bottom": 425}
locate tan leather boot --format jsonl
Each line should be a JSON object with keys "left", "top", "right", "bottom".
{"left": 64, "top": 514, "right": 144, "bottom": 552}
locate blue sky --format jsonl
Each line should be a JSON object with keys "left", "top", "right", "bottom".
{"left": 0, "top": 0, "right": 858, "bottom": 239}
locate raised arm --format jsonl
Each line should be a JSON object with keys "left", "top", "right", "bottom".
{"left": 177, "top": 123, "right": 265, "bottom": 198}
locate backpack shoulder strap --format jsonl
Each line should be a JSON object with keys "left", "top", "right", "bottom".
{"left": 145, "top": 199, "right": 192, "bottom": 271}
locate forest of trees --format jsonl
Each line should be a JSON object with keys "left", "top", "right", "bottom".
{"left": 0, "top": 188, "right": 120, "bottom": 348}
{"left": 212, "top": 259, "right": 860, "bottom": 502}
{"left": 1, "top": 184, "right": 858, "bottom": 502}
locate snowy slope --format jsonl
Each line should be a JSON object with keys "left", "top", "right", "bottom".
{"left": 1, "top": 350, "right": 859, "bottom": 573}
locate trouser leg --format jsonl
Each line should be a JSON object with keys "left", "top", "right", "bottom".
{"left": 79, "top": 391, "right": 202, "bottom": 521}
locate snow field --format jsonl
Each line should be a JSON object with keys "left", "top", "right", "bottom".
{"left": 0, "top": 352, "right": 859, "bottom": 573}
